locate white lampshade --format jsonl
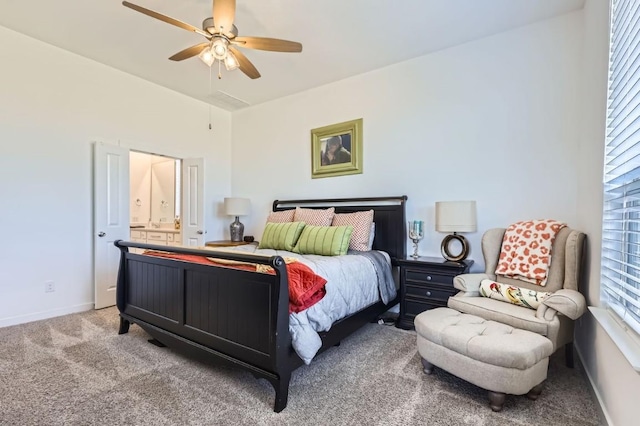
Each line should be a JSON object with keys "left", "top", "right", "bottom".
{"left": 435, "top": 201, "right": 477, "bottom": 233}
{"left": 224, "top": 197, "right": 251, "bottom": 216}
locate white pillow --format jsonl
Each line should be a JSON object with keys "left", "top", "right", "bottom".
{"left": 367, "top": 223, "right": 375, "bottom": 250}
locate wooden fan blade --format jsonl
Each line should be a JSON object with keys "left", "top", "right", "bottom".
{"left": 212, "top": 0, "right": 236, "bottom": 33}
{"left": 232, "top": 36, "right": 302, "bottom": 53}
{"left": 122, "top": 1, "right": 210, "bottom": 38}
{"left": 169, "top": 42, "right": 210, "bottom": 61}
{"left": 229, "top": 46, "right": 260, "bottom": 79}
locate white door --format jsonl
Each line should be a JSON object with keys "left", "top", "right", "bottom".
{"left": 182, "top": 158, "right": 205, "bottom": 246}
{"left": 94, "top": 142, "right": 130, "bottom": 309}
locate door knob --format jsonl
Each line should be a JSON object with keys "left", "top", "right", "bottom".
{"left": 196, "top": 230, "right": 204, "bottom": 235}
{"left": 98, "top": 232, "right": 106, "bottom": 237}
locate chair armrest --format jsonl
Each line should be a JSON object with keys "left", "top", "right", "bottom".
{"left": 453, "top": 273, "right": 492, "bottom": 295}
{"left": 540, "top": 289, "right": 586, "bottom": 320}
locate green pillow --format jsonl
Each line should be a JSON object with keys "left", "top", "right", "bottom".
{"left": 259, "top": 221, "right": 306, "bottom": 251}
{"left": 293, "top": 225, "right": 353, "bottom": 256}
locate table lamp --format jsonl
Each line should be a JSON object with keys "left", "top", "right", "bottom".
{"left": 435, "top": 201, "right": 477, "bottom": 262}
{"left": 224, "top": 197, "right": 251, "bottom": 242}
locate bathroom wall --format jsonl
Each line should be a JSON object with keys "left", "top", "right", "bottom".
{"left": 130, "top": 151, "right": 151, "bottom": 225}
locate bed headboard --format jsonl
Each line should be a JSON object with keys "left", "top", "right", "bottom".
{"left": 272, "top": 196, "right": 407, "bottom": 262}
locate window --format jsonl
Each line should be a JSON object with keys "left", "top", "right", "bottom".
{"left": 601, "top": 0, "right": 640, "bottom": 338}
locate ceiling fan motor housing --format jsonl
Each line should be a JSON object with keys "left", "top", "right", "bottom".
{"left": 202, "top": 18, "right": 238, "bottom": 37}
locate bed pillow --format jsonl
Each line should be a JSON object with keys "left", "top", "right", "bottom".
{"left": 331, "top": 210, "right": 374, "bottom": 251}
{"left": 368, "top": 223, "right": 376, "bottom": 250}
{"left": 266, "top": 209, "right": 295, "bottom": 223}
{"left": 293, "top": 207, "right": 335, "bottom": 226}
{"left": 479, "top": 279, "right": 552, "bottom": 310}
{"left": 258, "top": 221, "right": 306, "bottom": 251}
{"left": 293, "top": 225, "right": 353, "bottom": 256}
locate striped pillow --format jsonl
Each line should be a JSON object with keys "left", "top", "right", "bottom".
{"left": 331, "top": 210, "right": 374, "bottom": 251}
{"left": 258, "top": 221, "right": 306, "bottom": 251}
{"left": 293, "top": 225, "right": 353, "bottom": 256}
{"left": 293, "top": 207, "right": 335, "bottom": 226}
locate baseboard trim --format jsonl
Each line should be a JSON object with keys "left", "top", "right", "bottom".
{"left": 0, "top": 303, "right": 95, "bottom": 328}
{"left": 574, "top": 343, "right": 613, "bottom": 426}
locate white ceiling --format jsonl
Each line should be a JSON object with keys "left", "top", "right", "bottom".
{"left": 0, "top": 0, "right": 585, "bottom": 111}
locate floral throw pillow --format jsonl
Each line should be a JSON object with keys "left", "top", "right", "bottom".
{"left": 479, "top": 279, "right": 552, "bottom": 310}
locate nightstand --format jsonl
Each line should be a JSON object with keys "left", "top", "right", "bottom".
{"left": 205, "top": 240, "right": 255, "bottom": 247}
{"left": 396, "top": 256, "right": 473, "bottom": 330}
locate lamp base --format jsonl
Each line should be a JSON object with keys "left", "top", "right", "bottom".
{"left": 230, "top": 216, "right": 244, "bottom": 242}
{"left": 441, "top": 233, "right": 469, "bottom": 262}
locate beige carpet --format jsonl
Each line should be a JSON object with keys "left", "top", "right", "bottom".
{"left": 0, "top": 307, "right": 602, "bottom": 425}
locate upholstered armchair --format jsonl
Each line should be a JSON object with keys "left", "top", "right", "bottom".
{"left": 448, "top": 226, "right": 586, "bottom": 367}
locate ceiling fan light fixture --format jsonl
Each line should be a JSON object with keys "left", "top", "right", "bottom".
{"left": 198, "top": 47, "right": 215, "bottom": 67}
{"left": 211, "top": 38, "right": 228, "bottom": 60}
{"left": 224, "top": 52, "right": 239, "bottom": 71}
{"left": 122, "top": 1, "right": 302, "bottom": 80}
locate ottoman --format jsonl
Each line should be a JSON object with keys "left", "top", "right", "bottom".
{"left": 415, "top": 307, "right": 553, "bottom": 411}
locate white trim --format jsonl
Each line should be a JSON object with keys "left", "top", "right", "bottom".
{"left": 575, "top": 343, "right": 613, "bottom": 426}
{"left": 589, "top": 306, "right": 640, "bottom": 373}
{"left": 0, "top": 303, "right": 94, "bottom": 328}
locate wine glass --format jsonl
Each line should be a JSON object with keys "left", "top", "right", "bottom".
{"left": 409, "top": 220, "right": 424, "bottom": 259}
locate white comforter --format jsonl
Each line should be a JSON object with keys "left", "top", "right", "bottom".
{"left": 221, "top": 245, "right": 391, "bottom": 364}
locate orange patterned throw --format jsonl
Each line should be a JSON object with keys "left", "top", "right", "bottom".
{"left": 495, "top": 219, "right": 566, "bottom": 287}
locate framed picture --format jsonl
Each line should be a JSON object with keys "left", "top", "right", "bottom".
{"left": 311, "top": 118, "right": 363, "bottom": 179}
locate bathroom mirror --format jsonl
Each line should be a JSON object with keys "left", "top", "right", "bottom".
{"left": 130, "top": 152, "right": 180, "bottom": 226}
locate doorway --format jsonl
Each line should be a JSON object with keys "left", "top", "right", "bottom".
{"left": 93, "top": 141, "right": 205, "bottom": 309}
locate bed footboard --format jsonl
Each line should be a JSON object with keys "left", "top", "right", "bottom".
{"left": 114, "top": 240, "right": 298, "bottom": 412}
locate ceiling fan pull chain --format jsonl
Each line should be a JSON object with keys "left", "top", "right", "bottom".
{"left": 218, "top": 60, "right": 222, "bottom": 80}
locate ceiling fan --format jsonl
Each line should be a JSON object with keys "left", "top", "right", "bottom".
{"left": 122, "top": 0, "right": 302, "bottom": 79}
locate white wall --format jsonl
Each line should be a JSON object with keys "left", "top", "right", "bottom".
{"left": 231, "top": 11, "right": 583, "bottom": 273}
{"left": 0, "top": 26, "right": 233, "bottom": 326}
{"left": 130, "top": 151, "right": 152, "bottom": 225}
{"left": 575, "top": 1, "right": 640, "bottom": 425}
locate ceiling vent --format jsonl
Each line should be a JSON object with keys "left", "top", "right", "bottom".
{"left": 206, "top": 90, "right": 251, "bottom": 111}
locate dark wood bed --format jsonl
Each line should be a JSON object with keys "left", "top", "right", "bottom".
{"left": 114, "top": 196, "right": 407, "bottom": 412}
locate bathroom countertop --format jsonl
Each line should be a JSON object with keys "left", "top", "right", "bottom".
{"left": 130, "top": 227, "right": 181, "bottom": 233}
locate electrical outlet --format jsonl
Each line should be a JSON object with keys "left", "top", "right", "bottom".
{"left": 44, "top": 281, "right": 55, "bottom": 293}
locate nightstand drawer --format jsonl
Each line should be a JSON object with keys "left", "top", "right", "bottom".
{"left": 405, "top": 270, "right": 453, "bottom": 285}
{"left": 396, "top": 257, "right": 473, "bottom": 330}
{"left": 404, "top": 298, "right": 447, "bottom": 318}
{"left": 405, "top": 284, "right": 456, "bottom": 302}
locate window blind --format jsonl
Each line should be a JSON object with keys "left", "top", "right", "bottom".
{"left": 602, "top": 0, "right": 640, "bottom": 336}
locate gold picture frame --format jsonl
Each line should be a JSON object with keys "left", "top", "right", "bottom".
{"left": 311, "top": 118, "right": 363, "bottom": 179}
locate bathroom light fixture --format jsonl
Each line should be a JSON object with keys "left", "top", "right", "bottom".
{"left": 435, "top": 200, "right": 477, "bottom": 262}
{"left": 224, "top": 197, "right": 251, "bottom": 242}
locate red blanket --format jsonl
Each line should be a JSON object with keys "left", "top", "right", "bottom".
{"left": 141, "top": 251, "right": 327, "bottom": 313}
